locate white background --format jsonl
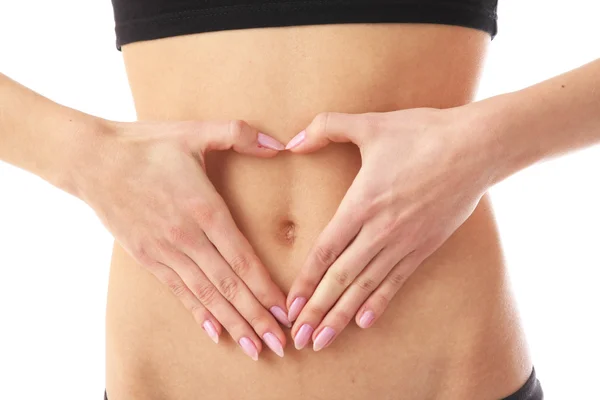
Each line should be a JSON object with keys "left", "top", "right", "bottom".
{"left": 0, "top": 1, "right": 598, "bottom": 399}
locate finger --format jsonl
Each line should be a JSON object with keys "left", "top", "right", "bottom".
{"left": 290, "top": 225, "right": 384, "bottom": 349}
{"left": 203, "top": 198, "right": 291, "bottom": 327}
{"left": 285, "top": 111, "right": 374, "bottom": 152}
{"left": 155, "top": 248, "right": 268, "bottom": 360}
{"left": 355, "top": 250, "right": 424, "bottom": 329}
{"left": 286, "top": 180, "right": 366, "bottom": 323}
{"left": 181, "top": 233, "right": 287, "bottom": 358}
{"left": 309, "top": 245, "right": 405, "bottom": 351}
{"left": 147, "top": 262, "right": 222, "bottom": 344}
{"left": 192, "top": 119, "right": 284, "bottom": 156}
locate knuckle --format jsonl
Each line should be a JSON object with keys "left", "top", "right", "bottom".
{"left": 195, "top": 208, "right": 228, "bottom": 234}
{"left": 144, "top": 261, "right": 164, "bottom": 276}
{"left": 356, "top": 277, "right": 378, "bottom": 292}
{"left": 191, "top": 203, "right": 219, "bottom": 228}
{"left": 372, "top": 219, "right": 399, "bottom": 244}
{"left": 314, "top": 245, "right": 338, "bottom": 267}
{"left": 189, "top": 303, "right": 207, "bottom": 322}
{"left": 312, "top": 112, "right": 330, "bottom": 134}
{"left": 389, "top": 272, "right": 408, "bottom": 287}
{"left": 229, "top": 254, "right": 253, "bottom": 277}
{"left": 332, "top": 269, "right": 350, "bottom": 287}
{"left": 362, "top": 180, "right": 384, "bottom": 202}
{"left": 307, "top": 304, "right": 329, "bottom": 318}
{"left": 167, "top": 280, "right": 188, "bottom": 298}
{"left": 166, "top": 225, "right": 191, "bottom": 247}
{"left": 351, "top": 195, "right": 371, "bottom": 218}
{"left": 218, "top": 276, "right": 240, "bottom": 301}
{"left": 331, "top": 309, "right": 353, "bottom": 326}
{"left": 291, "top": 277, "right": 317, "bottom": 298}
{"left": 228, "top": 119, "right": 247, "bottom": 142}
{"left": 348, "top": 190, "right": 376, "bottom": 219}
{"left": 193, "top": 284, "right": 218, "bottom": 305}
{"left": 370, "top": 292, "right": 391, "bottom": 310}
{"left": 248, "top": 314, "right": 271, "bottom": 331}
{"left": 131, "top": 243, "right": 153, "bottom": 266}
{"left": 360, "top": 198, "right": 379, "bottom": 220}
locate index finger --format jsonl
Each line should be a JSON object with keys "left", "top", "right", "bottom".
{"left": 202, "top": 197, "right": 292, "bottom": 327}
{"left": 286, "top": 183, "right": 366, "bottom": 323}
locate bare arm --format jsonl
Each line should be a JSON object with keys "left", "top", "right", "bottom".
{"left": 0, "top": 72, "right": 291, "bottom": 359}
{"left": 0, "top": 73, "right": 102, "bottom": 194}
{"left": 281, "top": 58, "right": 600, "bottom": 349}
{"left": 467, "top": 58, "right": 600, "bottom": 185}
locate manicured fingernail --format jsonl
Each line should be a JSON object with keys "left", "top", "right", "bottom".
{"left": 258, "top": 133, "right": 285, "bottom": 151}
{"left": 202, "top": 320, "right": 219, "bottom": 344}
{"left": 285, "top": 130, "right": 306, "bottom": 150}
{"left": 313, "top": 327, "right": 336, "bottom": 352}
{"left": 239, "top": 337, "right": 259, "bottom": 361}
{"left": 294, "top": 324, "right": 314, "bottom": 350}
{"left": 270, "top": 306, "right": 292, "bottom": 328}
{"left": 288, "top": 297, "right": 307, "bottom": 322}
{"left": 263, "top": 332, "right": 284, "bottom": 357}
{"left": 358, "top": 310, "right": 375, "bottom": 329}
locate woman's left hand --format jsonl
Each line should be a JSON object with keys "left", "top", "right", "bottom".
{"left": 284, "top": 107, "right": 496, "bottom": 351}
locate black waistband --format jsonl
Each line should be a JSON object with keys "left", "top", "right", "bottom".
{"left": 112, "top": 1, "right": 498, "bottom": 50}
{"left": 502, "top": 368, "right": 544, "bottom": 400}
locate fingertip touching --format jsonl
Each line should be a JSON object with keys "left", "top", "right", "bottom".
{"left": 258, "top": 132, "right": 285, "bottom": 151}
{"left": 285, "top": 130, "right": 306, "bottom": 150}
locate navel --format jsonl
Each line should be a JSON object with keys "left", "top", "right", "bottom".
{"left": 276, "top": 218, "right": 297, "bottom": 246}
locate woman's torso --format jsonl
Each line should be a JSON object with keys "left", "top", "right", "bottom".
{"left": 106, "top": 23, "right": 532, "bottom": 400}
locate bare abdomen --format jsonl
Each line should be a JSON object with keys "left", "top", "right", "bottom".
{"left": 106, "top": 23, "right": 531, "bottom": 400}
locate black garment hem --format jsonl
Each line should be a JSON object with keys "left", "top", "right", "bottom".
{"left": 114, "top": 1, "right": 497, "bottom": 50}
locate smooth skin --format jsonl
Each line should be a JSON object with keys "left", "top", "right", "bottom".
{"left": 110, "top": 24, "right": 530, "bottom": 400}
{"left": 286, "top": 57, "right": 600, "bottom": 350}
{"left": 1, "top": 33, "right": 598, "bottom": 362}
{"left": 0, "top": 73, "right": 291, "bottom": 359}
{"left": 0, "top": 55, "right": 600, "bottom": 359}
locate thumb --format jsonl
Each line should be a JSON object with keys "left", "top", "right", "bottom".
{"left": 199, "top": 120, "right": 284, "bottom": 157}
{"left": 285, "top": 112, "right": 366, "bottom": 153}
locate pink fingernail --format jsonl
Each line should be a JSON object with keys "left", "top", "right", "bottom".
{"left": 294, "top": 324, "right": 314, "bottom": 350}
{"left": 257, "top": 133, "right": 285, "bottom": 151}
{"left": 288, "top": 297, "right": 307, "bottom": 322}
{"left": 358, "top": 310, "right": 375, "bottom": 329}
{"left": 263, "top": 332, "right": 284, "bottom": 357}
{"left": 239, "top": 337, "right": 259, "bottom": 361}
{"left": 270, "top": 306, "right": 292, "bottom": 328}
{"left": 202, "top": 320, "right": 219, "bottom": 344}
{"left": 313, "top": 327, "right": 336, "bottom": 352}
{"left": 285, "top": 130, "right": 306, "bottom": 150}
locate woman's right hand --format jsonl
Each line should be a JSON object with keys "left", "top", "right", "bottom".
{"left": 70, "top": 118, "right": 290, "bottom": 360}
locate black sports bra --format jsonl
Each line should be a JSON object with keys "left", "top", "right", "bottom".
{"left": 111, "top": 0, "right": 498, "bottom": 50}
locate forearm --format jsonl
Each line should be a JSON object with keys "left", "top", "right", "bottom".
{"left": 0, "top": 73, "right": 108, "bottom": 195}
{"left": 464, "top": 58, "right": 600, "bottom": 185}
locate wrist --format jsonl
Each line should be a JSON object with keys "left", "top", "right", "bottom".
{"left": 58, "top": 112, "right": 119, "bottom": 198}
{"left": 452, "top": 91, "right": 535, "bottom": 188}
